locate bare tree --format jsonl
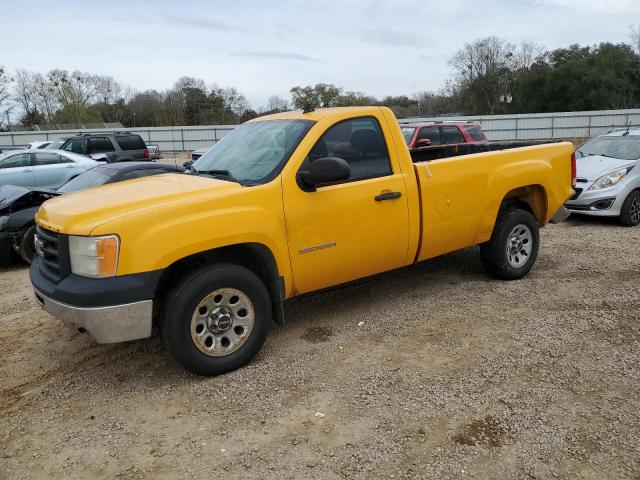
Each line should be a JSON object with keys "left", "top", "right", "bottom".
{"left": 47, "top": 69, "right": 98, "bottom": 126}
{"left": 449, "top": 36, "right": 517, "bottom": 114}
{"left": 630, "top": 25, "right": 640, "bottom": 54}
{"left": 514, "top": 40, "right": 545, "bottom": 70}
{"left": 94, "top": 75, "right": 122, "bottom": 105}
{"left": 265, "top": 95, "right": 289, "bottom": 112}
{"left": 0, "top": 66, "right": 14, "bottom": 129}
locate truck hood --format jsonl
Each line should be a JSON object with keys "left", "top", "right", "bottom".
{"left": 36, "top": 173, "right": 241, "bottom": 235}
{"left": 576, "top": 154, "right": 637, "bottom": 180}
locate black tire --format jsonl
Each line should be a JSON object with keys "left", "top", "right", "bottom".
{"left": 161, "top": 263, "right": 272, "bottom": 376}
{"left": 18, "top": 224, "right": 36, "bottom": 264}
{"left": 480, "top": 208, "right": 540, "bottom": 280}
{"left": 619, "top": 190, "right": 640, "bottom": 227}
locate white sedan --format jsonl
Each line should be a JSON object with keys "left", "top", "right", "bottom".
{"left": 0, "top": 149, "right": 102, "bottom": 189}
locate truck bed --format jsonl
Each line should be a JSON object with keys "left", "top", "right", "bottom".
{"left": 411, "top": 142, "right": 575, "bottom": 262}
{"left": 409, "top": 142, "right": 547, "bottom": 163}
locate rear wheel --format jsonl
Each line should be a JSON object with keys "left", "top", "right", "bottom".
{"left": 619, "top": 191, "right": 640, "bottom": 227}
{"left": 17, "top": 224, "right": 36, "bottom": 264}
{"left": 480, "top": 208, "right": 540, "bottom": 280}
{"left": 161, "top": 263, "right": 272, "bottom": 376}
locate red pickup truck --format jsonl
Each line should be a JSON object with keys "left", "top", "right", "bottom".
{"left": 401, "top": 121, "right": 488, "bottom": 150}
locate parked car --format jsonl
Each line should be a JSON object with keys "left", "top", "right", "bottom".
{"left": 147, "top": 144, "right": 162, "bottom": 160}
{"left": 565, "top": 128, "right": 640, "bottom": 226}
{"left": 0, "top": 149, "right": 100, "bottom": 189}
{"left": 27, "top": 141, "right": 51, "bottom": 149}
{"left": 30, "top": 106, "right": 574, "bottom": 376}
{"left": 0, "top": 162, "right": 184, "bottom": 263}
{"left": 400, "top": 121, "right": 488, "bottom": 151}
{"left": 0, "top": 145, "right": 27, "bottom": 154}
{"left": 46, "top": 132, "right": 150, "bottom": 162}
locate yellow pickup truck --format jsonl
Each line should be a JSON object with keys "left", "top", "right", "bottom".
{"left": 30, "top": 107, "right": 574, "bottom": 375}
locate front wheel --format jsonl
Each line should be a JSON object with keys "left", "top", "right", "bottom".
{"left": 619, "top": 190, "right": 640, "bottom": 227}
{"left": 161, "top": 263, "right": 272, "bottom": 376}
{"left": 480, "top": 208, "right": 540, "bottom": 280}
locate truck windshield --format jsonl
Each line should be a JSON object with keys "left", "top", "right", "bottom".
{"left": 401, "top": 127, "right": 416, "bottom": 144}
{"left": 576, "top": 135, "right": 640, "bottom": 161}
{"left": 194, "top": 120, "right": 314, "bottom": 184}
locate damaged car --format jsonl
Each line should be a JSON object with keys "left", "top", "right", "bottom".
{"left": 0, "top": 162, "right": 183, "bottom": 263}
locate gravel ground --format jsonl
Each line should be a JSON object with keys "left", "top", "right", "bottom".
{"left": 1, "top": 216, "right": 639, "bottom": 479}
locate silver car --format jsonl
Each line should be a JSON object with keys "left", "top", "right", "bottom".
{"left": 565, "top": 129, "right": 640, "bottom": 226}
{"left": 0, "top": 149, "right": 101, "bottom": 189}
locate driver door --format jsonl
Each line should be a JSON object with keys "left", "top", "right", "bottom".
{"left": 282, "top": 116, "right": 410, "bottom": 294}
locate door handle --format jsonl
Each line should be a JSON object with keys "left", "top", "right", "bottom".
{"left": 22, "top": 169, "right": 31, "bottom": 173}
{"left": 375, "top": 192, "right": 402, "bottom": 201}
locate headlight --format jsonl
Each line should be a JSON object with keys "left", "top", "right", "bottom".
{"left": 69, "top": 235, "right": 119, "bottom": 278}
{"left": 589, "top": 167, "right": 633, "bottom": 190}
{"left": 0, "top": 215, "right": 8, "bottom": 231}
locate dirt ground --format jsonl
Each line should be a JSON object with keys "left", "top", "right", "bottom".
{"left": 1, "top": 216, "right": 639, "bottom": 480}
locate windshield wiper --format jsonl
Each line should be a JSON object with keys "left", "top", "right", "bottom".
{"left": 588, "top": 153, "right": 614, "bottom": 158}
{"left": 193, "top": 169, "right": 240, "bottom": 183}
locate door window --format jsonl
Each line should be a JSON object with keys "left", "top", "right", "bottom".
{"left": 417, "top": 126, "right": 441, "bottom": 145}
{"left": 64, "top": 138, "right": 88, "bottom": 155}
{"left": 441, "top": 126, "right": 463, "bottom": 144}
{"left": 35, "top": 152, "right": 71, "bottom": 166}
{"left": 0, "top": 153, "right": 31, "bottom": 169}
{"left": 88, "top": 137, "right": 115, "bottom": 154}
{"left": 303, "top": 117, "right": 391, "bottom": 184}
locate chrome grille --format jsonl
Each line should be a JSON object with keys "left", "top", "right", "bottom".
{"left": 35, "top": 226, "right": 68, "bottom": 283}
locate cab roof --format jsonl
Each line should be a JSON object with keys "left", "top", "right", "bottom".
{"left": 250, "top": 106, "right": 384, "bottom": 122}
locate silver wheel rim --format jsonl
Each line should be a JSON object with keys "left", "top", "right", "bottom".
{"left": 506, "top": 224, "right": 533, "bottom": 268}
{"left": 630, "top": 196, "right": 640, "bottom": 224}
{"left": 190, "top": 288, "right": 255, "bottom": 357}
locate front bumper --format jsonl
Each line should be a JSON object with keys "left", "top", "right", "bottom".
{"left": 34, "top": 288, "right": 153, "bottom": 343}
{"left": 30, "top": 255, "right": 162, "bottom": 344}
{"left": 564, "top": 181, "right": 630, "bottom": 217}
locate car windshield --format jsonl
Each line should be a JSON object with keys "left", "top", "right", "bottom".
{"left": 401, "top": 127, "right": 416, "bottom": 144}
{"left": 576, "top": 135, "right": 640, "bottom": 161}
{"left": 57, "top": 167, "right": 117, "bottom": 193}
{"left": 193, "top": 120, "right": 314, "bottom": 183}
{"left": 46, "top": 139, "right": 66, "bottom": 150}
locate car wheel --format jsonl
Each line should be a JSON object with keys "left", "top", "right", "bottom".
{"left": 18, "top": 224, "right": 36, "bottom": 264}
{"left": 161, "top": 263, "right": 272, "bottom": 376}
{"left": 619, "top": 190, "right": 640, "bottom": 227}
{"left": 480, "top": 208, "right": 540, "bottom": 280}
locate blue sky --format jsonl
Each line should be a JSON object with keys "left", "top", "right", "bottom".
{"left": 0, "top": 0, "right": 638, "bottom": 109}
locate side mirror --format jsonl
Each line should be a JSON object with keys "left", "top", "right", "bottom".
{"left": 416, "top": 138, "right": 431, "bottom": 147}
{"left": 298, "top": 157, "right": 351, "bottom": 190}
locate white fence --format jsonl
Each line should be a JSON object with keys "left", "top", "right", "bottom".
{"left": 2, "top": 108, "right": 640, "bottom": 149}
{"left": 399, "top": 108, "right": 640, "bottom": 141}
{"left": 0, "top": 125, "right": 236, "bottom": 152}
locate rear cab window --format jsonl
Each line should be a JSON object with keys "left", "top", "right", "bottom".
{"left": 115, "top": 135, "right": 147, "bottom": 151}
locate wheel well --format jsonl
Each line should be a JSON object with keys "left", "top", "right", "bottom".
{"left": 154, "top": 243, "right": 284, "bottom": 324}
{"left": 501, "top": 185, "right": 547, "bottom": 224}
